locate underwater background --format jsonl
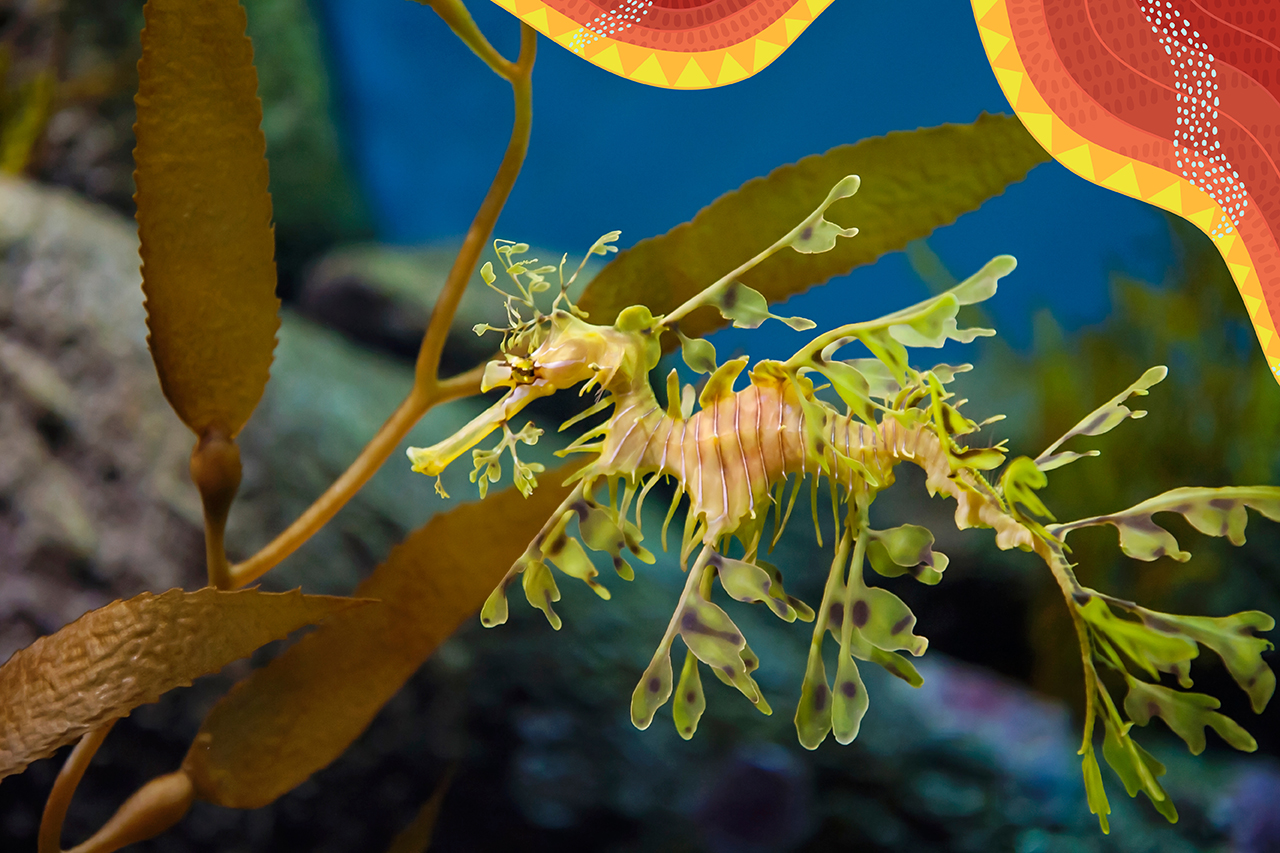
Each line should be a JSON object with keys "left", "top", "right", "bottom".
{"left": 0, "top": 0, "right": 1277, "bottom": 851}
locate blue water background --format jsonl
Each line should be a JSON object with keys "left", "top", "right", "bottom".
{"left": 315, "top": 0, "right": 1174, "bottom": 353}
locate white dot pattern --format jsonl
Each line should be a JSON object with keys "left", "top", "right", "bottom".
{"left": 569, "top": 0, "right": 655, "bottom": 54}
{"left": 1138, "top": 1, "right": 1247, "bottom": 238}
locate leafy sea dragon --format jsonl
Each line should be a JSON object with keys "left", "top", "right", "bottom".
{"left": 407, "top": 176, "right": 1277, "bottom": 832}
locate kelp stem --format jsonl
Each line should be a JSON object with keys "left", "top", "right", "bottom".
{"left": 418, "top": 0, "right": 520, "bottom": 79}
{"left": 416, "top": 23, "right": 536, "bottom": 389}
{"left": 227, "top": 17, "right": 536, "bottom": 588}
{"left": 39, "top": 722, "right": 116, "bottom": 853}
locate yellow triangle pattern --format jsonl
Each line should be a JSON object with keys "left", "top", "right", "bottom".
{"left": 1100, "top": 163, "right": 1140, "bottom": 197}
{"left": 591, "top": 44, "right": 624, "bottom": 75}
{"left": 980, "top": 27, "right": 1011, "bottom": 60}
{"left": 675, "top": 58, "right": 711, "bottom": 88}
{"left": 1057, "top": 144, "right": 1095, "bottom": 181}
{"left": 754, "top": 37, "right": 785, "bottom": 70}
{"left": 500, "top": 0, "right": 826, "bottom": 89}
{"left": 993, "top": 68, "right": 1023, "bottom": 107}
{"left": 520, "top": 7, "right": 549, "bottom": 30}
{"left": 628, "top": 54, "right": 668, "bottom": 87}
{"left": 1018, "top": 112, "right": 1052, "bottom": 148}
{"left": 1146, "top": 181, "right": 1182, "bottom": 214}
{"left": 1187, "top": 207, "right": 1215, "bottom": 230}
{"left": 718, "top": 53, "right": 748, "bottom": 85}
{"left": 784, "top": 17, "right": 809, "bottom": 41}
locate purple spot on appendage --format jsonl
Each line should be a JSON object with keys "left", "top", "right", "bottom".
{"left": 840, "top": 681, "right": 858, "bottom": 698}
{"left": 813, "top": 684, "right": 829, "bottom": 711}
{"left": 851, "top": 600, "right": 869, "bottom": 628}
{"left": 649, "top": 677, "right": 662, "bottom": 693}
{"left": 891, "top": 615, "right": 912, "bottom": 635}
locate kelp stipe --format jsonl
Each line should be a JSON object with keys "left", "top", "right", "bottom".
{"left": 406, "top": 176, "right": 1276, "bottom": 831}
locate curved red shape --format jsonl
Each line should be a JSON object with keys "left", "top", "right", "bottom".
{"left": 975, "top": 0, "right": 1280, "bottom": 381}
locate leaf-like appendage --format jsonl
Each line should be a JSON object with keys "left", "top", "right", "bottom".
{"left": 866, "top": 524, "right": 949, "bottom": 585}
{"left": 679, "top": 330, "right": 717, "bottom": 375}
{"left": 830, "top": 654, "right": 869, "bottom": 745}
{"left": 1078, "top": 597, "right": 1199, "bottom": 684}
{"left": 1135, "top": 608, "right": 1276, "bottom": 713}
{"left": 757, "top": 561, "right": 815, "bottom": 623}
{"left": 817, "top": 359, "right": 878, "bottom": 426}
{"left": 714, "top": 281, "right": 815, "bottom": 331}
{"left": 184, "top": 476, "right": 574, "bottom": 809}
{"left": 522, "top": 560, "right": 563, "bottom": 630}
{"left": 712, "top": 552, "right": 797, "bottom": 622}
{"left": 677, "top": 595, "right": 766, "bottom": 710}
{"left": 541, "top": 509, "right": 611, "bottom": 600}
{"left": 577, "top": 116, "right": 1050, "bottom": 345}
{"left": 1035, "top": 366, "right": 1168, "bottom": 472}
{"left": 1001, "top": 456, "right": 1055, "bottom": 522}
{"left": 1123, "top": 678, "right": 1257, "bottom": 755}
{"left": 1100, "top": 718, "right": 1176, "bottom": 824}
{"left": 631, "top": 648, "right": 674, "bottom": 731}
{"left": 135, "top": 0, "right": 280, "bottom": 438}
{"left": 672, "top": 649, "right": 706, "bottom": 740}
{"left": 0, "top": 588, "right": 360, "bottom": 781}
{"left": 1082, "top": 746, "right": 1112, "bottom": 834}
{"left": 1051, "top": 486, "right": 1280, "bottom": 562}
{"left": 795, "top": 644, "right": 833, "bottom": 750}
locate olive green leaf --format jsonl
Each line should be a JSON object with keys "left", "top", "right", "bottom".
{"left": 845, "top": 359, "right": 899, "bottom": 400}
{"left": 578, "top": 497, "right": 654, "bottom": 581}
{"left": 678, "top": 595, "right": 767, "bottom": 711}
{"left": 632, "top": 646, "right": 675, "bottom": 731}
{"left": 1123, "top": 677, "right": 1257, "bottom": 755}
{"left": 679, "top": 330, "right": 717, "bottom": 374}
{"left": 795, "top": 643, "right": 833, "bottom": 750}
{"left": 1051, "top": 486, "right": 1280, "bottom": 562}
{"left": 672, "top": 649, "right": 706, "bottom": 740}
{"left": 0, "top": 588, "right": 361, "bottom": 780}
{"left": 1100, "top": 718, "right": 1176, "bottom": 823}
{"left": 713, "top": 281, "right": 815, "bottom": 331}
{"left": 540, "top": 508, "right": 611, "bottom": 600}
{"left": 522, "top": 560, "right": 564, "bottom": 630}
{"left": 757, "top": 560, "right": 815, "bottom": 622}
{"left": 866, "top": 524, "right": 949, "bottom": 585}
{"left": 1078, "top": 596, "right": 1199, "bottom": 684}
{"left": 1082, "top": 745, "right": 1112, "bottom": 834}
{"left": 1132, "top": 608, "right": 1276, "bottom": 713}
{"left": 183, "top": 476, "right": 574, "bottom": 809}
{"left": 822, "top": 566, "right": 926, "bottom": 685}
{"left": 711, "top": 552, "right": 799, "bottom": 622}
{"left": 135, "top": 0, "right": 280, "bottom": 438}
{"left": 1000, "top": 456, "right": 1055, "bottom": 522}
{"left": 815, "top": 355, "right": 879, "bottom": 426}
{"left": 577, "top": 114, "right": 1050, "bottom": 342}
{"left": 1035, "top": 366, "right": 1168, "bottom": 472}
{"left": 830, "top": 653, "right": 869, "bottom": 745}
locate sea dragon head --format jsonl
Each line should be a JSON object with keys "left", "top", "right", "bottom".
{"left": 406, "top": 236, "right": 661, "bottom": 495}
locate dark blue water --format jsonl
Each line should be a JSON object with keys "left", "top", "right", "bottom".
{"left": 316, "top": 0, "right": 1174, "bottom": 351}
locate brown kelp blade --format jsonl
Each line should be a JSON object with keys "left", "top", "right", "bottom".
{"left": 183, "top": 475, "right": 574, "bottom": 809}
{"left": 578, "top": 115, "right": 1050, "bottom": 344}
{"left": 135, "top": 0, "right": 280, "bottom": 438}
{"left": 0, "top": 588, "right": 362, "bottom": 780}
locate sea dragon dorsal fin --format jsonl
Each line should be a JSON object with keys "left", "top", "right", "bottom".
{"left": 699, "top": 356, "right": 749, "bottom": 409}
